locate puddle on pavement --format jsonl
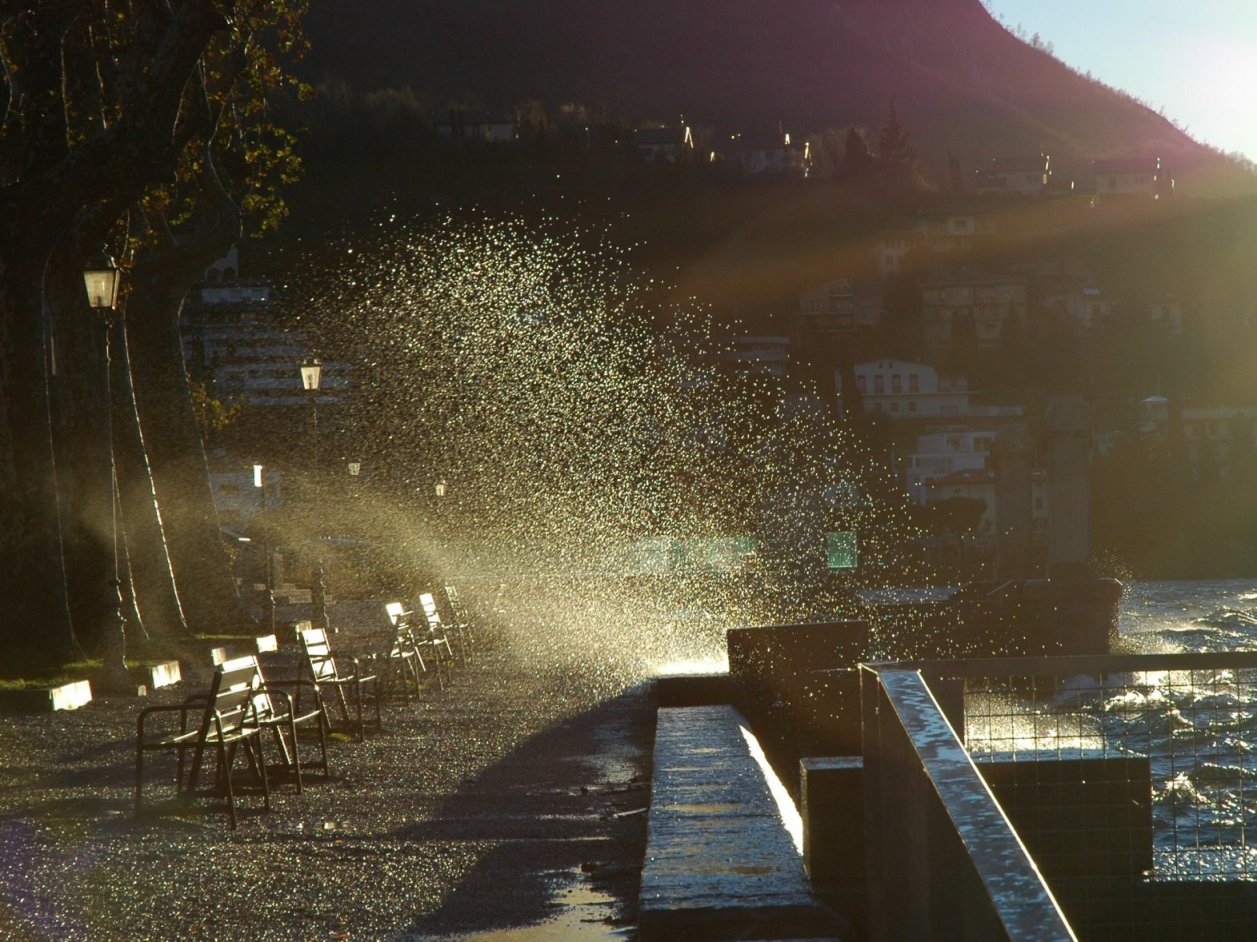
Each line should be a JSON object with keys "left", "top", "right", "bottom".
{"left": 433, "top": 868, "right": 631, "bottom": 941}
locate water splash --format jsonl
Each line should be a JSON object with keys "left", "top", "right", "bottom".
{"left": 280, "top": 211, "right": 924, "bottom": 685}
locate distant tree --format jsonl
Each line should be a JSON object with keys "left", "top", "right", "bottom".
{"left": 948, "top": 152, "right": 965, "bottom": 193}
{"left": 875, "top": 102, "right": 928, "bottom": 189}
{"left": 838, "top": 126, "right": 875, "bottom": 182}
{"left": 808, "top": 127, "right": 846, "bottom": 180}
{"left": 515, "top": 99, "right": 551, "bottom": 146}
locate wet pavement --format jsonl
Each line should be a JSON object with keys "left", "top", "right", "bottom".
{"left": 0, "top": 602, "right": 655, "bottom": 941}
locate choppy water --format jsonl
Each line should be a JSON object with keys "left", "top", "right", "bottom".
{"left": 966, "top": 579, "right": 1257, "bottom": 881}
{"left": 1119, "top": 579, "right": 1257, "bottom": 653}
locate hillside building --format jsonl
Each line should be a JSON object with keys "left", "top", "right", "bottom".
{"left": 634, "top": 125, "right": 695, "bottom": 162}
{"left": 796, "top": 278, "right": 882, "bottom": 335}
{"left": 1091, "top": 156, "right": 1173, "bottom": 199}
{"left": 920, "top": 267, "right": 1028, "bottom": 353}
{"left": 181, "top": 247, "right": 350, "bottom": 412}
{"left": 974, "top": 154, "right": 1051, "bottom": 195}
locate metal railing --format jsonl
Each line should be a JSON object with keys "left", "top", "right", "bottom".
{"left": 861, "top": 664, "right": 1076, "bottom": 942}
{"left": 865, "top": 653, "right": 1257, "bottom": 941}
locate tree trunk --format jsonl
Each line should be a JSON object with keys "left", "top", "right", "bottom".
{"left": 0, "top": 249, "right": 80, "bottom": 672}
{"left": 112, "top": 312, "right": 189, "bottom": 639}
{"left": 128, "top": 279, "right": 243, "bottom": 632}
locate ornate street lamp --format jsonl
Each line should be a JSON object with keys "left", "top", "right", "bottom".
{"left": 299, "top": 355, "right": 323, "bottom": 497}
{"left": 83, "top": 247, "right": 128, "bottom": 688}
{"left": 83, "top": 251, "right": 121, "bottom": 310}
{"left": 299, "top": 356, "right": 323, "bottom": 392}
{"left": 435, "top": 479, "right": 447, "bottom": 498}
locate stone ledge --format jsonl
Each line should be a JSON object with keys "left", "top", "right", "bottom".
{"left": 640, "top": 704, "right": 845, "bottom": 941}
{"left": 0, "top": 679, "right": 93, "bottom": 712}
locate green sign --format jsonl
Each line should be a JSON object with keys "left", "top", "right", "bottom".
{"left": 826, "top": 531, "right": 858, "bottom": 570}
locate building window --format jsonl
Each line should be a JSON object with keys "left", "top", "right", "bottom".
{"left": 891, "top": 375, "right": 902, "bottom": 394}
{"left": 874, "top": 376, "right": 885, "bottom": 394}
{"left": 909, "top": 374, "right": 920, "bottom": 393}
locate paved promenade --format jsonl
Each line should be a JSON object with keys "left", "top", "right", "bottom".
{"left": 0, "top": 601, "right": 654, "bottom": 941}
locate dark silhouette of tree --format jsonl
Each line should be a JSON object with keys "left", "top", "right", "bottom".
{"left": 838, "top": 126, "right": 875, "bottom": 181}
{"left": 0, "top": 2, "right": 307, "bottom": 671}
{"left": 875, "top": 102, "right": 927, "bottom": 189}
{"left": 948, "top": 152, "right": 965, "bottom": 192}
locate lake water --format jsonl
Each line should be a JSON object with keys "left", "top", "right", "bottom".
{"left": 1118, "top": 579, "right": 1257, "bottom": 653}
{"left": 966, "top": 578, "right": 1257, "bottom": 883}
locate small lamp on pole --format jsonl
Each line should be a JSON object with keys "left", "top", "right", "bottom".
{"left": 83, "top": 251, "right": 122, "bottom": 311}
{"left": 253, "top": 463, "right": 275, "bottom": 632}
{"left": 83, "top": 247, "right": 128, "bottom": 688}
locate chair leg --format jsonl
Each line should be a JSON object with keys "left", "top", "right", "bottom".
{"left": 353, "top": 681, "right": 365, "bottom": 741}
{"left": 286, "top": 715, "right": 303, "bottom": 793}
{"left": 255, "top": 734, "right": 271, "bottom": 811}
{"left": 135, "top": 745, "right": 144, "bottom": 818}
{"left": 315, "top": 712, "right": 331, "bottom": 778}
{"left": 219, "top": 740, "right": 238, "bottom": 830}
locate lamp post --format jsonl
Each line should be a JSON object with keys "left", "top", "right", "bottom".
{"left": 83, "top": 247, "right": 128, "bottom": 689}
{"left": 300, "top": 357, "right": 326, "bottom": 622}
{"left": 253, "top": 463, "right": 275, "bottom": 633}
{"left": 299, "top": 357, "right": 322, "bottom": 499}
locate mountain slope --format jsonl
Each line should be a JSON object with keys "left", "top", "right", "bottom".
{"left": 298, "top": 0, "right": 1247, "bottom": 190}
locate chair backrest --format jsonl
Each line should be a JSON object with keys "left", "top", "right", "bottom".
{"left": 443, "top": 585, "right": 465, "bottom": 619}
{"left": 299, "top": 625, "right": 340, "bottom": 682}
{"left": 211, "top": 655, "right": 263, "bottom": 734}
{"left": 384, "top": 601, "right": 406, "bottom": 625}
{"left": 418, "top": 592, "right": 443, "bottom": 630}
{"left": 218, "top": 652, "right": 281, "bottom": 723}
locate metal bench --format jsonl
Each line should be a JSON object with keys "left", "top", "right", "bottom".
{"left": 236, "top": 655, "right": 331, "bottom": 789}
{"left": 382, "top": 600, "right": 429, "bottom": 700}
{"left": 441, "top": 584, "right": 477, "bottom": 657}
{"left": 298, "top": 625, "right": 382, "bottom": 741}
{"left": 417, "top": 591, "right": 461, "bottom": 675}
{"left": 135, "top": 655, "right": 271, "bottom": 829}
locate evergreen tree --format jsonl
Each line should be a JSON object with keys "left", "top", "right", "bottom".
{"left": 948, "top": 152, "right": 965, "bottom": 193}
{"left": 838, "top": 126, "right": 874, "bottom": 181}
{"left": 876, "top": 102, "right": 926, "bottom": 189}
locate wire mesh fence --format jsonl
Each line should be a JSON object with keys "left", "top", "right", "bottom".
{"left": 938, "top": 654, "right": 1257, "bottom": 940}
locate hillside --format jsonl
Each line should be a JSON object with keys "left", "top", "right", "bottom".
{"left": 298, "top": 0, "right": 1252, "bottom": 193}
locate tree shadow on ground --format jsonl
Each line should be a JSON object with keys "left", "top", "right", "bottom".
{"left": 395, "top": 683, "right": 654, "bottom": 939}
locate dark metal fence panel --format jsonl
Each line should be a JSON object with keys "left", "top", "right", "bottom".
{"left": 862, "top": 666, "right": 1077, "bottom": 941}
{"left": 871, "top": 653, "right": 1257, "bottom": 941}
{"left": 945, "top": 657, "right": 1257, "bottom": 940}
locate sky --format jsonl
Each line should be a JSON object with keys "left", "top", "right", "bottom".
{"left": 983, "top": 0, "right": 1257, "bottom": 162}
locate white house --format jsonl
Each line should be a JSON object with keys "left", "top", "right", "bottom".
{"left": 975, "top": 155, "right": 1051, "bottom": 196}
{"left": 796, "top": 278, "right": 882, "bottom": 333}
{"left": 847, "top": 359, "right": 972, "bottom": 418}
{"left": 720, "top": 335, "right": 791, "bottom": 377}
{"left": 904, "top": 427, "right": 996, "bottom": 499}
{"left": 724, "top": 131, "right": 808, "bottom": 176}
{"left": 875, "top": 212, "right": 995, "bottom": 276}
{"left": 634, "top": 125, "right": 694, "bottom": 163}
{"left": 922, "top": 467, "right": 1050, "bottom": 543}
{"left": 920, "top": 268, "right": 1028, "bottom": 352}
{"left": 1092, "top": 156, "right": 1171, "bottom": 198}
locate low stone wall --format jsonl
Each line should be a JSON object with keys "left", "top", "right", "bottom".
{"left": 640, "top": 704, "right": 845, "bottom": 941}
